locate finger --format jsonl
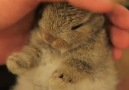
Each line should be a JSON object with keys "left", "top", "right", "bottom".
{"left": 112, "top": 48, "right": 122, "bottom": 60}
{"left": 107, "top": 4, "right": 129, "bottom": 29}
{"left": 0, "top": 0, "right": 38, "bottom": 30}
{"left": 40, "top": 0, "right": 65, "bottom": 2}
{"left": 67, "top": 0, "right": 114, "bottom": 13}
{"left": 110, "top": 26, "right": 129, "bottom": 49}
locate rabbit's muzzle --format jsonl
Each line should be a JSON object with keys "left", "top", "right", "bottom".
{"left": 40, "top": 31, "right": 69, "bottom": 51}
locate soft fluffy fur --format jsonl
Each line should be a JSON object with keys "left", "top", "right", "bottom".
{"left": 7, "top": 3, "right": 117, "bottom": 90}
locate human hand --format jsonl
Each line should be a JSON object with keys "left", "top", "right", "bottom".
{"left": 0, "top": 0, "right": 63, "bottom": 65}
{"left": 0, "top": 0, "right": 40, "bottom": 65}
{"left": 0, "top": 0, "right": 129, "bottom": 65}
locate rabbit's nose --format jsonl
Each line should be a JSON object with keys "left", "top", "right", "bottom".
{"left": 40, "top": 31, "right": 69, "bottom": 51}
{"left": 40, "top": 31, "right": 56, "bottom": 45}
{"left": 52, "top": 38, "right": 69, "bottom": 50}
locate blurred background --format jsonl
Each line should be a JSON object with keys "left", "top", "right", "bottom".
{"left": 116, "top": 48, "right": 129, "bottom": 90}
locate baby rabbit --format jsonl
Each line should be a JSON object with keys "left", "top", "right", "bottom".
{"left": 7, "top": 3, "right": 117, "bottom": 90}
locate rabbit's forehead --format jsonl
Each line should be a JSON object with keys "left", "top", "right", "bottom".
{"left": 44, "top": 3, "right": 91, "bottom": 21}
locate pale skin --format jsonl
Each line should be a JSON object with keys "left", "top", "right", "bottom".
{"left": 0, "top": 0, "right": 129, "bottom": 64}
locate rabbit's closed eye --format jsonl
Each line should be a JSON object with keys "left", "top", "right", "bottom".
{"left": 72, "top": 23, "right": 85, "bottom": 30}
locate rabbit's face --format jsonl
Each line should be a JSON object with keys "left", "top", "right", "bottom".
{"left": 39, "top": 3, "right": 105, "bottom": 52}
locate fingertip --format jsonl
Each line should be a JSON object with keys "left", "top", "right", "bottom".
{"left": 112, "top": 48, "right": 122, "bottom": 61}
{"left": 110, "top": 27, "right": 129, "bottom": 49}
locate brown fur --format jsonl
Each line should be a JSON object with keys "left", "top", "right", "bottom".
{"left": 7, "top": 3, "right": 117, "bottom": 90}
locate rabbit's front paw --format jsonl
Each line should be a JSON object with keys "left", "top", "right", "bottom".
{"left": 7, "top": 53, "right": 28, "bottom": 75}
{"left": 49, "top": 70, "right": 75, "bottom": 90}
{"left": 53, "top": 72, "right": 73, "bottom": 83}
{"left": 50, "top": 70, "right": 75, "bottom": 85}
